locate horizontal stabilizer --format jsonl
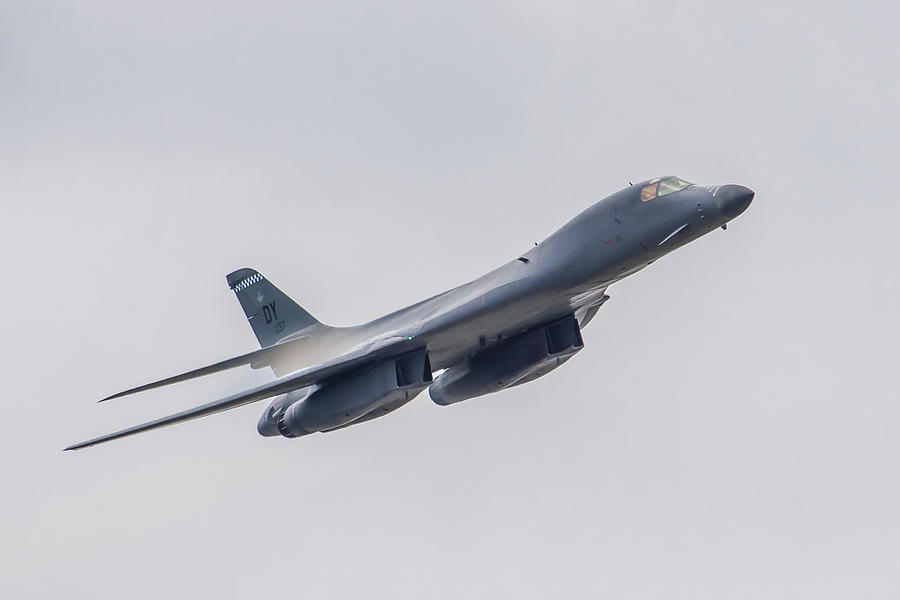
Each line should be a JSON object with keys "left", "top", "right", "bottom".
{"left": 66, "top": 336, "right": 419, "bottom": 450}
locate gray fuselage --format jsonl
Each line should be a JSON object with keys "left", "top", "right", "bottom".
{"left": 66, "top": 176, "right": 754, "bottom": 449}
{"left": 279, "top": 178, "right": 753, "bottom": 373}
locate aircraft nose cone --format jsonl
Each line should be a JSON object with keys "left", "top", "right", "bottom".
{"left": 715, "top": 184, "right": 755, "bottom": 218}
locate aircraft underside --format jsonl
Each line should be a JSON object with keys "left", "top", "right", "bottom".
{"left": 257, "top": 313, "right": 587, "bottom": 437}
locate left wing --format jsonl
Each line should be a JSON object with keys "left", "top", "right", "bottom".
{"left": 98, "top": 333, "right": 319, "bottom": 403}
{"left": 65, "top": 336, "right": 417, "bottom": 450}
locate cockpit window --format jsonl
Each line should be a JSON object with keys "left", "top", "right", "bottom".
{"left": 641, "top": 176, "right": 693, "bottom": 201}
{"left": 640, "top": 179, "right": 660, "bottom": 202}
{"left": 657, "top": 176, "right": 693, "bottom": 197}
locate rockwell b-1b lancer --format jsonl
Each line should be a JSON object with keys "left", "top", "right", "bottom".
{"left": 66, "top": 177, "right": 754, "bottom": 450}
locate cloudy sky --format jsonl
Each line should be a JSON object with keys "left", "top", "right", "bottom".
{"left": 2, "top": 1, "right": 898, "bottom": 597}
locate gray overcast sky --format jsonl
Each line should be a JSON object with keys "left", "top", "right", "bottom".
{"left": 2, "top": 1, "right": 898, "bottom": 598}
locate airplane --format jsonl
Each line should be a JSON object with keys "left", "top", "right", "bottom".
{"left": 65, "top": 176, "right": 754, "bottom": 450}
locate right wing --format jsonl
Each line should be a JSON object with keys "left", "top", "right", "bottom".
{"left": 66, "top": 336, "right": 417, "bottom": 450}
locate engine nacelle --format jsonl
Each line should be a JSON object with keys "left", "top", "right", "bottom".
{"left": 429, "top": 314, "right": 583, "bottom": 406}
{"left": 257, "top": 388, "right": 312, "bottom": 437}
{"left": 274, "top": 349, "right": 432, "bottom": 438}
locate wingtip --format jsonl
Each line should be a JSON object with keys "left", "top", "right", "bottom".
{"left": 99, "top": 388, "right": 145, "bottom": 403}
{"left": 64, "top": 439, "right": 98, "bottom": 451}
{"left": 98, "top": 390, "right": 122, "bottom": 403}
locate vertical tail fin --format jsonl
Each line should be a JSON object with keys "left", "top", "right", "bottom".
{"left": 226, "top": 268, "right": 328, "bottom": 348}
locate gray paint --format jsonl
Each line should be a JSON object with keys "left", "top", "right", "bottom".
{"left": 5, "top": 2, "right": 899, "bottom": 597}
{"left": 65, "top": 179, "right": 753, "bottom": 449}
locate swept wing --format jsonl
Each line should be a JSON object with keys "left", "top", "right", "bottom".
{"left": 99, "top": 334, "right": 314, "bottom": 402}
{"left": 66, "top": 336, "right": 416, "bottom": 450}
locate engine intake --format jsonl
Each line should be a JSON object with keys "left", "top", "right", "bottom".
{"left": 273, "top": 348, "right": 432, "bottom": 438}
{"left": 429, "top": 314, "right": 583, "bottom": 406}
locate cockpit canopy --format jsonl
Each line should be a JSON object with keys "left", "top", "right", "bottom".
{"left": 640, "top": 176, "right": 693, "bottom": 202}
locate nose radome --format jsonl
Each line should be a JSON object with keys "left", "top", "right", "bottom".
{"left": 715, "top": 184, "right": 755, "bottom": 218}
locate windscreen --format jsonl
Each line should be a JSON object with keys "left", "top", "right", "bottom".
{"left": 641, "top": 176, "right": 693, "bottom": 201}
